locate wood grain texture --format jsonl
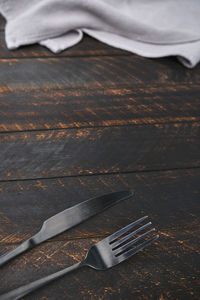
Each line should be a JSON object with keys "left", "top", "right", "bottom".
{"left": 0, "top": 168, "right": 199, "bottom": 243}
{"left": 0, "top": 12, "right": 200, "bottom": 300}
{"left": 0, "top": 56, "right": 199, "bottom": 93}
{"left": 0, "top": 84, "right": 199, "bottom": 132}
{"left": 1, "top": 231, "right": 199, "bottom": 300}
{"left": 0, "top": 122, "right": 199, "bottom": 181}
{"left": 0, "top": 169, "right": 199, "bottom": 299}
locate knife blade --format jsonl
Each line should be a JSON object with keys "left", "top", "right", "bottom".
{"left": 0, "top": 190, "right": 133, "bottom": 267}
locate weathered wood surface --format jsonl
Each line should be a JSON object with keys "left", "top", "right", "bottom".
{"left": 0, "top": 56, "right": 200, "bottom": 93}
{"left": 0, "top": 12, "right": 200, "bottom": 300}
{"left": 0, "top": 122, "right": 199, "bottom": 181}
{"left": 0, "top": 169, "right": 199, "bottom": 243}
{"left": 0, "top": 170, "right": 199, "bottom": 299}
{"left": 1, "top": 231, "right": 199, "bottom": 300}
{"left": 0, "top": 84, "right": 199, "bottom": 133}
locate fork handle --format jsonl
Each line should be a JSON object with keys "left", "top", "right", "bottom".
{"left": 0, "top": 262, "right": 82, "bottom": 300}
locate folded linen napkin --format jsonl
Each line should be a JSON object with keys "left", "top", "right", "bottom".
{"left": 0, "top": 0, "right": 200, "bottom": 68}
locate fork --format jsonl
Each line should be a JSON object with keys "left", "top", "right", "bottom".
{"left": 0, "top": 216, "right": 159, "bottom": 300}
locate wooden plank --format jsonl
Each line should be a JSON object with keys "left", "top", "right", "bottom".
{"left": 0, "top": 169, "right": 199, "bottom": 299}
{"left": 0, "top": 32, "right": 129, "bottom": 58}
{"left": 0, "top": 84, "right": 199, "bottom": 132}
{"left": 0, "top": 56, "right": 199, "bottom": 93}
{"left": 0, "top": 122, "right": 199, "bottom": 181}
{"left": 0, "top": 168, "right": 199, "bottom": 243}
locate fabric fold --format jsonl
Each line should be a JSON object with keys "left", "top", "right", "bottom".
{"left": 0, "top": 0, "right": 200, "bottom": 68}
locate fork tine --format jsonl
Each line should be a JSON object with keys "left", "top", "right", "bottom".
{"left": 108, "top": 216, "right": 148, "bottom": 243}
{"left": 114, "top": 228, "right": 155, "bottom": 255}
{"left": 111, "top": 222, "right": 152, "bottom": 249}
{"left": 118, "top": 235, "right": 159, "bottom": 263}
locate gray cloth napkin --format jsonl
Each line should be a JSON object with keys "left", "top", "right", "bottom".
{"left": 0, "top": 0, "right": 200, "bottom": 68}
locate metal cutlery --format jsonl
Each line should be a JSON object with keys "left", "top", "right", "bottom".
{"left": 0, "top": 191, "right": 133, "bottom": 267}
{"left": 0, "top": 216, "right": 158, "bottom": 300}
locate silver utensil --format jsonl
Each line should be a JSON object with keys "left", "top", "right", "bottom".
{"left": 0, "top": 216, "right": 158, "bottom": 300}
{"left": 0, "top": 191, "right": 133, "bottom": 267}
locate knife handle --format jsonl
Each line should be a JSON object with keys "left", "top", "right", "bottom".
{"left": 0, "top": 234, "right": 39, "bottom": 268}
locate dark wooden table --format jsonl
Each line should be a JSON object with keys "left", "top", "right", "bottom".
{"left": 0, "top": 15, "right": 199, "bottom": 300}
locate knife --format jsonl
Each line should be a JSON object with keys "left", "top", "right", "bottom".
{"left": 0, "top": 190, "right": 133, "bottom": 267}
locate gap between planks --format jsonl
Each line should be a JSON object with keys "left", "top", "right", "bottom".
{"left": 0, "top": 165, "right": 199, "bottom": 184}
{"left": 0, "top": 119, "right": 199, "bottom": 135}
{"left": 0, "top": 53, "right": 132, "bottom": 60}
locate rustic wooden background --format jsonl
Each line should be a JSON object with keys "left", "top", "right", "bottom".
{"left": 0, "top": 15, "right": 200, "bottom": 300}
